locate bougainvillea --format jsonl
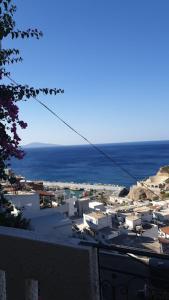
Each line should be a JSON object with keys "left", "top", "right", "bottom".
{"left": 0, "top": 0, "right": 64, "bottom": 178}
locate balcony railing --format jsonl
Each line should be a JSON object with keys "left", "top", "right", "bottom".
{"left": 80, "top": 241, "right": 169, "bottom": 300}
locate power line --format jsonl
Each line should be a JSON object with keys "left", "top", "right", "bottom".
{"left": 6, "top": 75, "right": 162, "bottom": 199}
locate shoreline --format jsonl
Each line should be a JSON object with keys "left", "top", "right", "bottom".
{"left": 42, "top": 181, "right": 125, "bottom": 192}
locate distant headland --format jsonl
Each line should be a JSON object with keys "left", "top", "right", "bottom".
{"left": 23, "top": 142, "right": 60, "bottom": 149}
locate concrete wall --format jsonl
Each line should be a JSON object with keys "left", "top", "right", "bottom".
{"left": 125, "top": 218, "right": 141, "bottom": 230}
{"left": 83, "top": 214, "right": 112, "bottom": 230}
{"left": 76, "top": 199, "right": 90, "bottom": 217}
{"left": 140, "top": 212, "right": 153, "bottom": 223}
{"left": 5, "top": 193, "right": 40, "bottom": 219}
{"left": 89, "top": 202, "right": 105, "bottom": 212}
{"left": 5, "top": 193, "right": 70, "bottom": 219}
{"left": 154, "top": 212, "right": 169, "bottom": 221}
{"left": 65, "top": 197, "right": 77, "bottom": 217}
{"left": 97, "top": 215, "right": 112, "bottom": 229}
{"left": 83, "top": 214, "right": 98, "bottom": 227}
{"left": 96, "top": 230, "right": 118, "bottom": 242}
{"left": 0, "top": 227, "right": 100, "bottom": 300}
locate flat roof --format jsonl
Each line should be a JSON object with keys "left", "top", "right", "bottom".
{"left": 78, "top": 197, "right": 90, "bottom": 201}
{"left": 134, "top": 207, "right": 151, "bottom": 213}
{"left": 6, "top": 191, "right": 36, "bottom": 196}
{"left": 89, "top": 201, "right": 103, "bottom": 206}
{"left": 84, "top": 212, "right": 106, "bottom": 219}
{"left": 37, "top": 191, "right": 55, "bottom": 196}
{"left": 126, "top": 215, "right": 141, "bottom": 221}
{"left": 157, "top": 210, "right": 169, "bottom": 216}
{"left": 98, "top": 227, "right": 117, "bottom": 234}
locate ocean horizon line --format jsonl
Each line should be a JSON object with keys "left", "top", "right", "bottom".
{"left": 12, "top": 140, "right": 169, "bottom": 187}
{"left": 22, "top": 139, "right": 169, "bottom": 149}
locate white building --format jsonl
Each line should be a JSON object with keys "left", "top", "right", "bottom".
{"left": 5, "top": 191, "right": 78, "bottom": 218}
{"left": 65, "top": 196, "right": 77, "bottom": 217}
{"left": 83, "top": 212, "right": 112, "bottom": 231}
{"left": 134, "top": 207, "right": 153, "bottom": 223}
{"left": 105, "top": 206, "right": 117, "bottom": 218}
{"left": 5, "top": 192, "right": 73, "bottom": 241}
{"left": 95, "top": 227, "right": 119, "bottom": 242}
{"left": 75, "top": 197, "right": 90, "bottom": 217}
{"left": 125, "top": 215, "right": 141, "bottom": 230}
{"left": 5, "top": 192, "right": 40, "bottom": 219}
{"left": 109, "top": 196, "right": 131, "bottom": 205}
{"left": 89, "top": 201, "right": 105, "bottom": 212}
{"left": 153, "top": 209, "right": 169, "bottom": 221}
{"left": 152, "top": 200, "right": 169, "bottom": 209}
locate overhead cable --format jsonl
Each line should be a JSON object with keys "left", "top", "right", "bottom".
{"left": 6, "top": 75, "right": 162, "bottom": 199}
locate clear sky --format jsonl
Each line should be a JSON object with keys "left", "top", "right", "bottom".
{"left": 3, "top": 0, "right": 169, "bottom": 145}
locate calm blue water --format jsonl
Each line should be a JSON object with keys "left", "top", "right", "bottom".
{"left": 11, "top": 141, "right": 169, "bottom": 187}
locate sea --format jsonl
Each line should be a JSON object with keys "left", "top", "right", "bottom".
{"left": 11, "top": 140, "right": 169, "bottom": 188}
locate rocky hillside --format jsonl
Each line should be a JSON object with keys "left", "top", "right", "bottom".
{"left": 157, "top": 166, "right": 169, "bottom": 176}
{"left": 128, "top": 165, "right": 169, "bottom": 201}
{"left": 128, "top": 186, "right": 158, "bottom": 201}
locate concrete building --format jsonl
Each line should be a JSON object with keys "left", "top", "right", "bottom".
{"left": 23, "top": 180, "right": 44, "bottom": 191}
{"left": 37, "top": 190, "right": 55, "bottom": 208}
{"left": 75, "top": 197, "right": 90, "bottom": 217}
{"left": 5, "top": 192, "right": 73, "bottom": 240}
{"left": 5, "top": 191, "right": 71, "bottom": 219}
{"left": 83, "top": 212, "right": 112, "bottom": 230}
{"left": 65, "top": 196, "right": 77, "bottom": 217}
{"left": 152, "top": 200, "right": 169, "bottom": 209}
{"left": 134, "top": 207, "right": 153, "bottom": 223}
{"left": 89, "top": 201, "right": 105, "bottom": 212}
{"left": 108, "top": 196, "right": 131, "bottom": 205}
{"left": 153, "top": 209, "right": 169, "bottom": 221}
{"left": 95, "top": 227, "right": 119, "bottom": 242}
{"left": 105, "top": 206, "right": 117, "bottom": 218}
{"left": 125, "top": 215, "right": 141, "bottom": 230}
{"left": 5, "top": 192, "right": 40, "bottom": 219}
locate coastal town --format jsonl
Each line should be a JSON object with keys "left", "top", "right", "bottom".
{"left": 1, "top": 166, "right": 169, "bottom": 254}
{"left": 1, "top": 0, "right": 169, "bottom": 298}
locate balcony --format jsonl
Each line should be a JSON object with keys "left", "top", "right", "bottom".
{"left": 0, "top": 227, "right": 169, "bottom": 299}
{"left": 0, "top": 227, "right": 99, "bottom": 300}
{"left": 81, "top": 241, "right": 169, "bottom": 300}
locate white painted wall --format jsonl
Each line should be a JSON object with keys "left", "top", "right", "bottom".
{"left": 154, "top": 211, "right": 169, "bottom": 221}
{"left": 97, "top": 215, "right": 112, "bottom": 229}
{"left": 97, "top": 230, "right": 118, "bottom": 241}
{"left": 5, "top": 193, "right": 40, "bottom": 219}
{"left": 89, "top": 202, "right": 105, "bottom": 212}
{"left": 83, "top": 214, "right": 112, "bottom": 230}
{"left": 140, "top": 212, "right": 153, "bottom": 222}
{"left": 5, "top": 193, "right": 70, "bottom": 219}
{"left": 125, "top": 217, "right": 141, "bottom": 230}
{"left": 65, "top": 197, "right": 77, "bottom": 217}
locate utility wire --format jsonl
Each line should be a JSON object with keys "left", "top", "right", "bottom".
{"left": 6, "top": 75, "right": 162, "bottom": 199}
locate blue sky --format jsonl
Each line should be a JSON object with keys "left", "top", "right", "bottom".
{"left": 3, "top": 0, "right": 169, "bottom": 145}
